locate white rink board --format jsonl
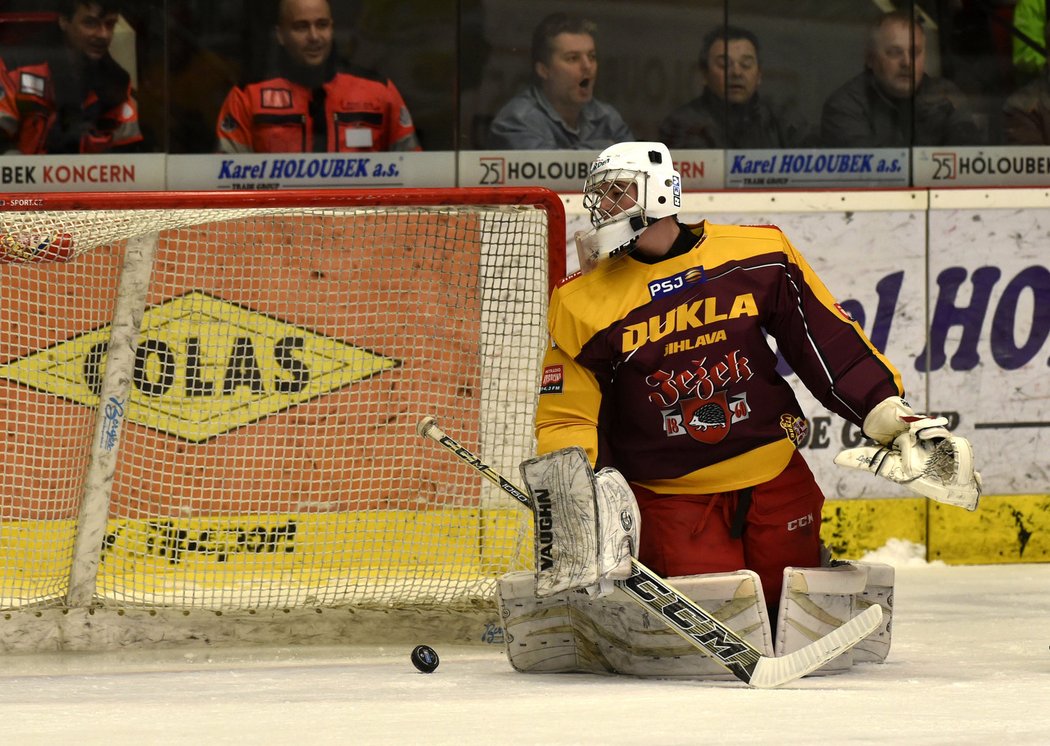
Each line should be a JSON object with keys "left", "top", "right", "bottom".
{"left": 926, "top": 198, "right": 1050, "bottom": 494}
{"left": 561, "top": 190, "right": 1048, "bottom": 498}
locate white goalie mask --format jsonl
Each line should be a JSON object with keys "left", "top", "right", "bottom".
{"left": 576, "top": 141, "right": 682, "bottom": 270}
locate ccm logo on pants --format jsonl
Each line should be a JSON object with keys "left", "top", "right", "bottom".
{"left": 787, "top": 514, "right": 814, "bottom": 531}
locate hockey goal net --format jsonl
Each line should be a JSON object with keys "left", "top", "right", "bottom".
{"left": 0, "top": 188, "right": 565, "bottom": 650}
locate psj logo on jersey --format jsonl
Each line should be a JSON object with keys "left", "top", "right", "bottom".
{"left": 648, "top": 266, "right": 705, "bottom": 300}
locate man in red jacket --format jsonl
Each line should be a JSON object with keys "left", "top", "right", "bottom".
{"left": 216, "top": 0, "right": 420, "bottom": 153}
{"left": 8, "top": 0, "right": 142, "bottom": 154}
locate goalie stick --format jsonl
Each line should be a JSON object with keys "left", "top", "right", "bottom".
{"left": 416, "top": 416, "right": 883, "bottom": 689}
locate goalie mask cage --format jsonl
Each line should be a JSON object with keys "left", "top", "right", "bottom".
{"left": 0, "top": 188, "right": 565, "bottom": 651}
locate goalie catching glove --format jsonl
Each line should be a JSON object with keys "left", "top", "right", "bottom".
{"left": 520, "top": 446, "right": 640, "bottom": 598}
{"left": 834, "top": 396, "right": 981, "bottom": 511}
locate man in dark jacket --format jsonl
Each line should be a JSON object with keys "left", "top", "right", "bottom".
{"left": 659, "top": 25, "right": 813, "bottom": 149}
{"left": 821, "top": 10, "right": 984, "bottom": 147}
{"left": 487, "top": 13, "right": 633, "bottom": 150}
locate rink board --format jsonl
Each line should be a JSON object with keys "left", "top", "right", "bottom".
{"left": 3, "top": 495, "right": 1041, "bottom": 605}
{"left": 0, "top": 509, "right": 528, "bottom": 608}
{"left": 822, "top": 494, "right": 1050, "bottom": 563}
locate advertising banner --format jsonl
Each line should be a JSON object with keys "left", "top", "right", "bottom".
{"left": 0, "top": 154, "right": 166, "bottom": 192}
{"left": 166, "top": 152, "right": 456, "bottom": 190}
{"left": 914, "top": 146, "right": 1050, "bottom": 187}
{"left": 925, "top": 203, "right": 1050, "bottom": 495}
{"left": 724, "top": 148, "right": 909, "bottom": 189}
{"left": 459, "top": 149, "right": 724, "bottom": 191}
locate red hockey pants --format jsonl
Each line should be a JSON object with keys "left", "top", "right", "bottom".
{"left": 632, "top": 450, "right": 824, "bottom": 612}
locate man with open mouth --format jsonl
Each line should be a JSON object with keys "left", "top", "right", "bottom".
{"left": 487, "top": 12, "right": 633, "bottom": 150}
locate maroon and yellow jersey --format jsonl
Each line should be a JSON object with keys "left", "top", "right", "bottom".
{"left": 536, "top": 221, "right": 904, "bottom": 494}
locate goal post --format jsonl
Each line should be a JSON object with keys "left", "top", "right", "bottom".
{"left": 0, "top": 188, "right": 565, "bottom": 650}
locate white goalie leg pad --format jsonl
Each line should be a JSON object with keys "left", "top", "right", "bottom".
{"left": 578, "top": 570, "right": 774, "bottom": 679}
{"left": 849, "top": 561, "right": 895, "bottom": 663}
{"left": 497, "top": 569, "right": 773, "bottom": 678}
{"left": 520, "top": 447, "right": 640, "bottom": 597}
{"left": 775, "top": 561, "right": 896, "bottom": 672}
{"left": 775, "top": 563, "right": 870, "bottom": 675}
{"left": 497, "top": 571, "right": 612, "bottom": 675}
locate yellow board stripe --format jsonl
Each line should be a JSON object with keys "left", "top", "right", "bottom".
{"left": 0, "top": 509, "right": 529, "bottom": 584}
{"left": 821, "top": 496, "right": 927, "bottom": 558}
{"left": 2, "top": 496, "right": 1044, "bottom": 601}
{"left": 928, "top": 495, "right": 1050, "bottom": 564}
{"left": 822, "top": 494, "right": 1050, "bottom": 563}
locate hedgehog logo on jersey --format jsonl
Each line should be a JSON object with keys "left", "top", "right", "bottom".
{"left": 680, "top": 392, "right": 731, "bottom": 444}
{"left": 661, "top": 390, "right": 751, "bottom": 443}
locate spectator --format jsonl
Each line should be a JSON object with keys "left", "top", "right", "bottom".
{"left": 0, "top": 58, "right": 18, "bottom": 153}
{"left": 486, "top": 12, "right": 633, "bottom": 150}
{"left": 821, "top": 10, "right": 985, "bottom": 147}
{"left": 659, "top": 25, "right": 813, "bottom": 149}
{"left": 1012, "top": 0, "right": 1047, "bottom": 82}
{"left": 216, "top": 0, "right": 420, "bottom": 153}
{"left": 1004, "top": 18, "right": 1050, "bottom": 144}
{"left": 6, "top": 0, "right": 142, "bottom": 154}
{"left": 1003, "top": 75, "right": 1050, "bottom": 143}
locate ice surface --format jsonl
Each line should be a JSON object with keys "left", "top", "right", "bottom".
{"left": 1, "top": 545, "right": 1047, "bottom": 745}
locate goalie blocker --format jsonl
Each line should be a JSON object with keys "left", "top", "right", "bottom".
{"left": 521, "top": 447, "right": 640, "bottom": 598}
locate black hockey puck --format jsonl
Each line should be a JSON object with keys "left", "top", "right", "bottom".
{"left": 411, "top": 644, "right": 439, "bottom": 673}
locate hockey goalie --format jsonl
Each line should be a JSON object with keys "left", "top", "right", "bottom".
{"left": 497, "top": 141, "right": 981, "bottom": 679}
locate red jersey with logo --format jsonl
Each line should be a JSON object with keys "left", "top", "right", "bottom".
{"left": 536, "top": 221, "right": 903, "bottom": 494}
{"left": 216, "top": 68, "right": 420, "bottom": 153}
